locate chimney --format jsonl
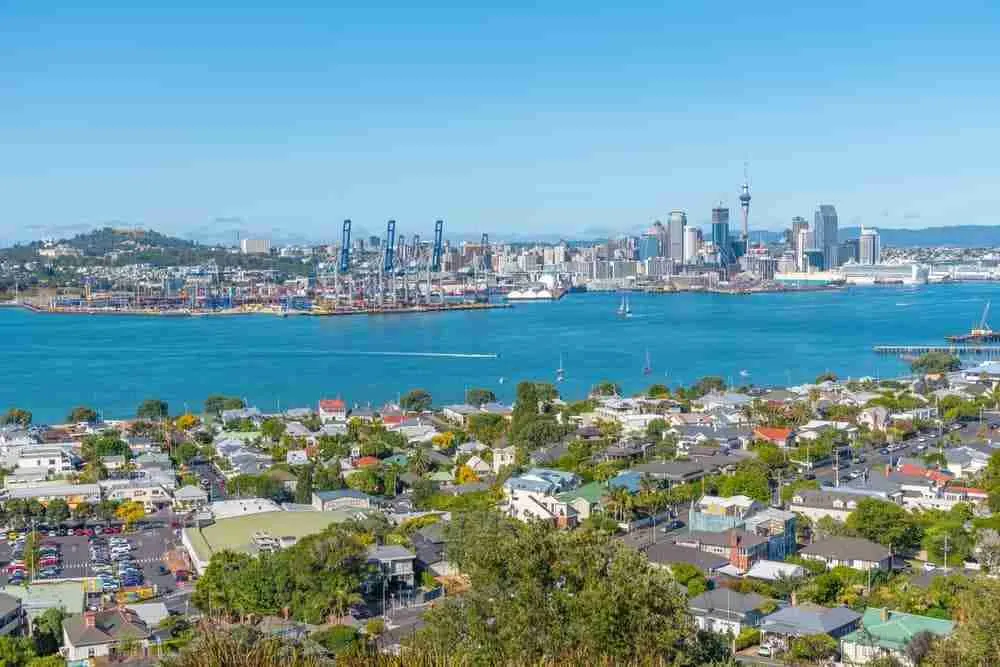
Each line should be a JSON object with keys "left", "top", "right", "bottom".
{"left": 84, "top": 611, "right": 97, "bottom": 628}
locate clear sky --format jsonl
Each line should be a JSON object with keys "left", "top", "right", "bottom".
{"left": 2, "top": 2, "right": 999, "bottom": 243}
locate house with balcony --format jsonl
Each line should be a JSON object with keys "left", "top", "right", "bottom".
{"left": 688, "top": 495, "right": 764, "bottom": 533}
{"left": 502, "top": 468, "right": 580, "bottom": 528}
{"left": 799, "top": 537, "right": 892, "bottom": 572}
{"left": 840, "top": 608, "right": 955, "bottom": 666}
{"left": 61, "top": 609, "right": 152, "bottom": 663}
{"left": 689, "top": 589, "right": 774, "bottom": 636}
{"left": 368, "top": 545, "right": 415, "bottom": 589}
{"left": 318, "top": 398, "right": 348, "bottom": 423}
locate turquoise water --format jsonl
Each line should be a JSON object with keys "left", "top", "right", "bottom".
{"left": 2, "top": 283, "right": 998, "bottom": 423}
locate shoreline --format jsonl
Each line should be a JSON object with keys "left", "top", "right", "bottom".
{"left": 10, "top": 301, "right": 511, "bottom": 318}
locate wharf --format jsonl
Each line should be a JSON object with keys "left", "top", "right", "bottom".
{"left": 874, "top": 344, "right": 1000, "bottom": 358}
{"left": 17, "top": 301, "right": 511, "bottom": 318}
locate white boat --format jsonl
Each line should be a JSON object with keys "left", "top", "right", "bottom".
{"left": 556, "top": 354, "right": 565, "bottom": 383}
{"left": 642, "top": 350, "right": 652, "bottom": 375}
{"left": 618, "top": 295, "right": 632, "bottom": 318}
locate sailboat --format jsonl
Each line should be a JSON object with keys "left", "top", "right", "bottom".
{"left": 642, "top": 350, "right": 652, "bottom": 376}
{"left": 617, "top": 295, "right": 631, "bottom": 318}
{"left": 556, "top": 354, "right": 565, "bottom": 383}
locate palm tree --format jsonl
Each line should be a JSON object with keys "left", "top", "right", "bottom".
{"left": 329, "top": 587, "right": 363, "bottom": 621}
{"left": 408, "top": 447, "right": 430, "bottom": 475}
{"left": 603, "top": 487, "right": 633, "bottom": 523}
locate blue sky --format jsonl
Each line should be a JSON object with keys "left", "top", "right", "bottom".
{"left": 1, "top": 2, "right": 999, "bottom": 243}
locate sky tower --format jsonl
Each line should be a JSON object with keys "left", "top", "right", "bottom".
{"left": 739, "top": 162, "right": 751, "bottom": 252}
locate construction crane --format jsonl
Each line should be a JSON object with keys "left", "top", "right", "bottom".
{"left": 339, "top": 220, "right": 351, "bottom": 273}
{"left": 384, "top": 220, "right": 396, "bottom": 274}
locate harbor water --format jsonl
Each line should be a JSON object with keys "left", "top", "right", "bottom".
{"left": 2, "top": 282, "right": 999, "bottom": 423}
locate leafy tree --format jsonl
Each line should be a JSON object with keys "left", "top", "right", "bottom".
{"left": 846, "top": 498, "right": 922, "bottom": 552}
{"left": 455, "top": 464, "right": 479, "bottom": 485}
{"left": 136, "top": 398, "right": 169, "bottom": 421}
{"left": 467, "top": 413, "right": 506, "bottom": 445}
{"left": 815, "top": 371, "right": 838, "bottom": 383}
{"left": 692, "top": 376, "right": 726, "bottom": 397}
{"left": 407, "top": 447, "right": 431, "bottom": 475}
{"left": 175, "top": 413, "right": 200, "bottom": 430}
{"left": 44, "top": 499, "right": 70, "bottom": 525}
{"left": 786, "top": 634, "right": 837, "bottom": 665}
{"left": 413, "top": 511, "right": 723, "bottom": 664}
{"left": 646, "top": 384, "right": 670, "bottom": 398}
{"left": 590, "top": 380, "right": 621, "bottom": 397}
{"left": 295, "top": 465, "right": 314, "bottom": 504}
{"left": 0, "top": 408, "right": 32, "bottom": 427}
{"left": 66, "top": 406, "right": 98, "bottom": 424}
{"left": 926, "top": 578, "right": 1000, "bottom": 666}
{"left": 465, "top": 388, "right": 496, "bottom": 407}
{"left": 260, "top": 418, "right": 286, "bottom": 442}
{"left": 645, "top": 418, "right": 668, "bottom": 440}
{"left": 345, "top": 469, "right": 381, "bottom": 495}
{"left": 204, "top": 395, "right": 244, "bottom": 417}
{"left": 31, "top": 608, "right": 65, "bottom": 656}
{"left": 0, "top": 636, "right": 36, "bottom": 665}
{"left": 310, "top": 625, "right": 359, "bottom": 655}
{"left": 400, "top": 389, "right": 432, "bottom": 413}
{"left": 717, "top": 460, "right": 772, "bottom": 503}
{"left": 911, "top": 351, "right": 961, "bottom": 375}
{"left": 115, "top": 501, "right": 145, "bottom": 529}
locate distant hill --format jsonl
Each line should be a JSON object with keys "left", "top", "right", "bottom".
{"left": 840, "top": 225, "right": 1000, "bottom": 248}
{"left": 62, "top": 227, "right": 197, "bottom": 256}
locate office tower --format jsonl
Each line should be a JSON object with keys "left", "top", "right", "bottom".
{"left": 639, "top": 227, "right": 661, "bottom": 261}
{"left": 711, "top": 206, "right": 731, "bottom": 264}
{"left": 859, "top": 227, "right": 881, "bottom": 265}
{"left": 240, "top": 238, "right": 270, "bottom": 254}
{"left": 369, "top": 235, "right": 381, "bottom": 249}
{"left": 796, "top": 229, "right": 815, "bottom": 271}
{"left": 651, "top": 220, "right": 668, "bottom": 257}
{"left": 813, "top": 205, "right": 839, "bottom": 269}
{"left": 839, "top": 239, "right": 859, "bottom": 266}
{"left": 683, "top": 227, "right": 702, "bottom": 264}
{"left": 790, "top": 217, "right": 808, "bottom": 259}
{"left": 667, "top": 210, "right": 686, "bottom": 261}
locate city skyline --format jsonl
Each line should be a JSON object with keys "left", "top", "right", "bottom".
{"left": 2, "top": 3, "right": 999, "bottom": 242}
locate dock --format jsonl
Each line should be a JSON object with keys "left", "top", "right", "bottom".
{"left": 874, "top": 344, "right": 1000, "bottom": 358}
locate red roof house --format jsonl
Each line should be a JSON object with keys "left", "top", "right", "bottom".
{"left": 754, "top": 426, "right": 794, "bottom": 448}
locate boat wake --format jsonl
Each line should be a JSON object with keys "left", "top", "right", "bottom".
{"left": 326, "top": 350, "right": 499, "bottom": 359}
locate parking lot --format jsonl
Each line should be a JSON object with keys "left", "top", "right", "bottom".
{"left": 0, "top": 525, "right": 182, "bottom": 595}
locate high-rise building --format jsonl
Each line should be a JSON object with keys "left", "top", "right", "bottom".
{"left": 667, "top": 210, "right": 686, "bottom": 262}
{"left": 711, "top": 207, "right": 731, "bottom": 265}
{"left": 796, "top": 229, "right": 815, "bottom": 272}
{"left": 739, "top": 164, "right": 752, "bottom": 254}
{"left": 240, "top": 238, "right": 271, "bottom": 255}
{"left": 813, "top": 205, "right": 839, "bottom": 269}
{"left": 859, "top": 227, "right": 881, "bottom": 265}
{"left": 638, "top": 229, "right": 661, "bottom": 262}
{"left": 651, "top": 221, "right": 669, "bottom": 258}
{"left": 683, "top": 227, "right": 702, "bottom": 264}
{"left": 790, "top": 217, "right": 808, "bottom": 259}
{"left": 838, "top": 239, "right": 859, "bottom": 266}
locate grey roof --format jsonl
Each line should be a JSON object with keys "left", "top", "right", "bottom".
{"left": 632, "top": 460, "right": 708, "bottom": 480}
{"left": 63, "top": 609, "right": 151, "bottom": 648}
{"left": 314, "top": 489, "right": 370, "bottom": 502}
{"left": 0, "top": 593, "right": 20, "bottom": 617}
{"left": 689, "top": 589, "right": 768, "bottom": 616}
{"left": 676, "top": 529, "right": 768, "bottom": 550}
{"left": 369, "top": 545, "right": 415, "bottom": 561}
{"left": 799, "top": 536, "right": 891, "bottom": 562}
{"left": 760, "top": 604, "right": 861, "bottom": 636}
{"left": 644, "top": 542, "right": 729, "bottom": 573}
{"left": 173, "top": 485, "right": 208, "bottom": 500}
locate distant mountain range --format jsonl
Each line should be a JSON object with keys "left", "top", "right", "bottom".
{"left": 838, "top": 225, "right": 1000, "bottom": 248}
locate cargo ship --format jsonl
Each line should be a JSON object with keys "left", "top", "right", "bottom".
{"left": 946, "top": 302, "right": 1000, "bottom": 342}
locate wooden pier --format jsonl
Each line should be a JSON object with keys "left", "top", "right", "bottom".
{"left": 874, "top": 344, "right": 1000, "bottom": 358}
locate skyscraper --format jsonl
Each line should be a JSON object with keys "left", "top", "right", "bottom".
{"left": 797, "top": 229, "right": 815, "bottom": 272}
{"left": 711, "top": 206, "right": 731, "bottom": 265}
{"left": 859, "top": 226, "right": 881, "bottom": 265}
{"left": 638, "top": 227, "right": 661, "bottom": 261}
{"left": 683, "top": 226, "right": 702, "bottom": 264}
{"left": 667, "top": 210, "right": 686, "bottom": 262}
{"left": 813, "top": 205, "right": 839, "bottom": 270}
{"left": 790, "top": 216, "right": 808, "bottom": 260}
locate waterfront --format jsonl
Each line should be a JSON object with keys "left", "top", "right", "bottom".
{"left": 3, "top": 282, "right": 1000, "bottom": 423}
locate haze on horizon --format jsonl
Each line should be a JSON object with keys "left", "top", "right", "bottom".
{"left": 1, "top": 2, "right": 999, "bottom": 245}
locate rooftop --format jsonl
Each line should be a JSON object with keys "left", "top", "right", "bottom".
{"left": 842, "top": 608, "right": 955, "bottom": 651}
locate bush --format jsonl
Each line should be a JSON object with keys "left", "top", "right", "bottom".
{"left": 311, "top": 625, "right": 359, "bottom": 655}
{"left": 735, "top": 628, "right": 761, "bottom": 651}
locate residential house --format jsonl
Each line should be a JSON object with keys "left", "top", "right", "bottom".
{"left": 759, "top": 603, "right": 862, "bottom": 652}
{"left": 745, "top": 560, "right": 807, "bottom": 582}
{"left": 674, "top": 529, "right": 768, "bottom": 572}
{"left": 858, "top": 406, "right": 890, "bottom": 432}
{"left": 492, "top": 446, "right": 517, "bottom": 473}
{"left": 743, "top": 508, "right": 798, "bottom": 561}
{"left": 695, "top": 392, "right": 753, "bottom": 412}
{"left": 944, "top": 446, "right": 991, "bottom": 478}
{"left": 479, "top": 402, "right": 514, "bottom": 421}
{"left": 798, "top": 537, "right": 892, "bottom": 572}
{"left": 368, "top": 545, "right": 415, "bottom": 589}
{"left": 594, "top": 440, "right": 653, "bottom": 463}
{"left": 840, "top": 608, "right": 955, "bottom": 667}
{"left": 221, "top": 407, "right": 262, "bottom": 424}
{"left": 502, "top": 469, "right": 580, "bottom": 527}
{"left": 61, "top": 609, "right": 152, "bottom": 662}
{"left": 644, "top": 541, "right": 729, "bottom": 574}
{"left": 464, "top": 455, "right": 491, "bottom": 476}
{"left": 99, "top": 455, "right": 127, "bottom": 472}
{"left": 312, "top": 489, "right": 373, "bottom": 512}
{"left": 441, "top": 404, "right": 480, "bottom": 426}
{"left": 411, "top": 523, "right": 455, "bottom": 576}
{"left": 285, "top": 449, "right": 309, "bottom": 466}
{"left": 688, "top": 495, "right": 764, "bottom": 533}
{"left": 790, "top": 488, "right": 867, "bottom": 523}
{"left": 318, "top": 399, "right": 348, "bottom": 423}
{"left": 13, "top": 445, "right": 76, "bottom": 475}
{"left": 554, "top": 481, "right": 608, "bottom": 522}
{"left": 633, "top": 460, "right": 712, "bottom": 488}
{"left": 754, "top": 427, "right": 794, "bottom": 448}
{"left": 689, "top": 589, "right": 773, "bottom": 636}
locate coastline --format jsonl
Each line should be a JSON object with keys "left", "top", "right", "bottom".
{"left": 11, "top": 300, "right": 511, "bottom": 318}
